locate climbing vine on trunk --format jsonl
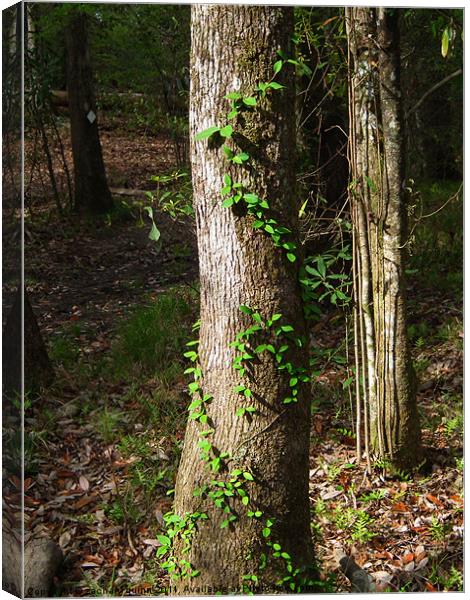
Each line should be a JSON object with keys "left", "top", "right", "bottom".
{"left": 163, "top": 5, "right": 327, "bottom": 594}
{"left": 346, "top": 7, "right": 421, "bottom": 472}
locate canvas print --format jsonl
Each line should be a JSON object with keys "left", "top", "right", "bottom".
{"left": 2, "top": 1, "right": 463, "bottom": 596}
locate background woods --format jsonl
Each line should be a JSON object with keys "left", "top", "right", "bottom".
{"left": 2, "top": 2, "right": 463, "bottom": 596}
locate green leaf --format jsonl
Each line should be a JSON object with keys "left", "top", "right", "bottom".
{"left": 264, "top": 224, "right": 275, "bottom": 234}
{"left": 262, "top": 527, "right": 271, "bottom": 538}
{"left": 195, "top": 126, "right": 220, "bottom": 141}
{"left": 243, "top": 97, "right": 257, "bottom": 107}
{"left": 239, "top": 305, "right": 254, "bottom": 315}
{"left": 305, "top": 265, "right": 321, "bottom": 277}
{"left": 156, "top": 545, "right": 168, "bottom": 557}
{"left": 225, "top": 92, "right": 242, "bottom": 100}
{"left": 286, "top": 252, "right": 296, "bottom": 263}
{"left": 241, "top": 495, "right": 249, "bottom": 506}
{"left": 244, "top": 193, "right": 259, "bottom": 204}
{"left": 317, "top": 256, "right": 326, "bottom": 278}
{"left": 243, "top": 472, "right": 254, "bottom": 481}
{"left": 227, "top": 109, "right": 238, "bottom": 120}
{"left": 222, "top": 197, "right": 235, "bottom": 208}
{"left": 235, "top": 407, "right": 246, "bottom": 417}
{"left": 223, "top": 147, "right": 234, "bottom": 160}
{"left": 244, "top": 388, "right": 252, "bottom": 398}
{"left": 273, "top": 60, "right": 283, "bottom": 74}
{"left": 149, "top": 222, "right": 161, "bottom": 243}
{"left": 298, "top": 198, "right": 309, "bottom": 217}
{"left": 157, "top": 534, "right": 171, "bottom": 546}
{"left": 268, "top": 81, "right": 285, "bottom": 90}
{"left": 220, "top": 124, "right": 234, "bottom": 138}
{"left": 233, "top": 152, "right": 250, "bottom": 164}
{"left": 441, "top": 27, "right": 450, "bottom": 58}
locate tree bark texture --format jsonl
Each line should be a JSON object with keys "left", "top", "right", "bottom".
{"left": 173, "top": 5, "right": 313, "bottom": 594}
{"left": 66, "top": 11, "right": 113, "bottom": 213}
{"left": 2, "top": 287, "right": 54, "bottom": 399}
{"left": 347, "top": 8, "right": 421, "bottom": 470}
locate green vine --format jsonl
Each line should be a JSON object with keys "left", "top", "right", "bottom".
{"left": 159, "top": 51, "right": 332, "bottom": 593}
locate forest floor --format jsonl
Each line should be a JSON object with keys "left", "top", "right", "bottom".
{"left": 2, "top": 119, "right": 463, "bottom": 595}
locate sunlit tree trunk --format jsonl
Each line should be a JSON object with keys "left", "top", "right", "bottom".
{"left": 66, "top": 11, "right": 113, "bottom": 213}
{"left": 172, "top": 5, "right": 313, "bottom": 593}
{"left": 347, "top": 8, "right": 421, "bottom": 470}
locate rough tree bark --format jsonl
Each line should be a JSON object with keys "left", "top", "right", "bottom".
{"left": 3, "top": 287, "right": 54, "bottom": 398}
{"left": 66, "top": 11, "right": 113, "bottom": 213}
{"left": 346, "top": 8, "right": 421, "bottom": 471}
{"left": 172, "top": 5, "right": 314, "bottom": 594}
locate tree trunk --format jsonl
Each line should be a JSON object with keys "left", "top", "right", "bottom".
{"left": 346, "top": 8, "right": 421, "bottom": 471}
{"left": 171, "top": 5, "right": 314, "bottom": 594}
{"left": 66, "top": 11, "right": 113, "bottom": 213}
{"left": 2, "top": 287, "right": 54, "bottom": 399}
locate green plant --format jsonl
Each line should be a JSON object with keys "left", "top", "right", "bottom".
{"left": 49, "top": 329, "right": 80, "bottom": 368}
{"left": 350, "top": 510, "right": 375, "bottom": 543}
{"left": 151, "top": 170, "right": 193, "bottom": 219}
{"left": 443, "top": 413, "right": 463, "bottom": 437}
{"left": 157, "top": 51, "right": 330, "bottom": 592}
{"left": 333, "top": 506, "right": 356, "bottom": 531}
{"left": 108, "top": 287, "right": 196, "bottom": 380}
{"left": 105, "top": 495, "right": 142, "bottom": 526}
{"left": 314, "top": 498, "right": 327, "bottom": 515}
{"left": 429, "top": 516, "right": 448, "bottom": 542}
{"left": 95, "top": 406, "right": 126, "bottom": 444}
{"left": 438, "top": 565, "right": 463, "bottom": 591}
{"left": 358, "top": 489, "right": 386, "bottom": 503}
{"left": 333, "top": 506, "right": 375, "bottom": 544}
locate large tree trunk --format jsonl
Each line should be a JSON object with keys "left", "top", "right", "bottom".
{"left": 172, "top": 5, "right": 313, "bottom": 594}
{"left": 66, "top": 11, "right": 113, "bottom": 213}
{"left": 346, "top": 8, "right": 421, "bottom": 471}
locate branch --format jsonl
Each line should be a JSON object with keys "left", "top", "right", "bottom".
{"left": 406, "top": 69, "right": 462, "bottom": 118}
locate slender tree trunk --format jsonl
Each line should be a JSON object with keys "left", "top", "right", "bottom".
{"left": 66, "top": 11, "right": 113, "bottom": 213}
{"left": 172, "top": 5, "right": 313, "bottom": 593}
{"left": 346, "top": 8, "right": 421, "bottom": 470}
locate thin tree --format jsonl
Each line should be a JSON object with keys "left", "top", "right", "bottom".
{"left": 66, "top": 10, "right": 113, "bottom": 213}
{"left": 346, "top": 7, "right": 421, "bottom": 471}
{"left": 171, "top": 5, "right": 314, "bottom": 593}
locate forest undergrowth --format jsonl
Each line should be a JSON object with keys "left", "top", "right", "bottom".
{"left": 3, "top": 123, "right": 462, "bottom": 595}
